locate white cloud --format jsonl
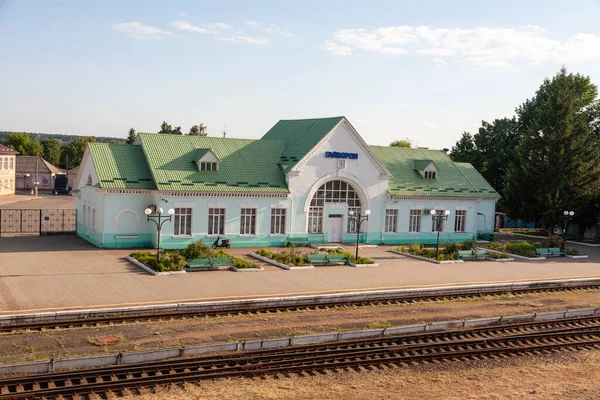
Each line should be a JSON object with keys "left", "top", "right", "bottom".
{"left": 323, "top": 25, "right": 600, "bottom": 68}
{"left": 169, "top": 21, "right": 268, "bottom": 45}
{"left": 245, "top": 21, "right": 295, "bottom": 38}
{"left": 111, "top": 21, "right": 172, "bottom": 40}
{"left": 321, "top": 40, "right": 352, "bottom": 56}
{"left": 245, "top": 21, "right": 259, "bottom": 28}
{"left": 207, "top": 22, "right": 233, "bottom": 30}
{"left": 433, "top": 58, "right": 447, "bottom": 65}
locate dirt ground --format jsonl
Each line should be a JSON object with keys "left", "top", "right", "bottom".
{"left": 120, "top": 350, "right": 600, "bottom": 400}
{"left": 2, "top": 289, "right": 599, "bottom": 364}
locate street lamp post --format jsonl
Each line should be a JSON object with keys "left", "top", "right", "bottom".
{"left": 561, "top": 210, "right": 575, "bottom": 251}
{"left": 430, "top": 209, "right": 451, "bottom": 260}
{"left": 348, "top": 209, "right": 371, "bottom": 260}
{"left": 145, "top": 206, "right": 175, "bottom": 263}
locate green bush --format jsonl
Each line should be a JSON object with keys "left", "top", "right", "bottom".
{"left": 255, "top": 247, "right": 311, "bottom": 266}
{"left": 129, "top": 251, "right": 186, "bottom": 272}
{"left": 542, "top": 235, "right": 564, "bottom": 248}
{"left": 505, "top": 241, "right": 537, "bottom": 258}
{"left": 566, "top": 248, "right": 581, "bottom": 255}
{"left": 231, "top": 257, "right": 261, "bottom": 269}
{"left": 461, "top": 239, "right": 474, "bottom": 250}
{"left": 487, "top": 242, "right": 505, "bottom": 251}
{"left": 325, "top": 248, "right": 374, "bottom": 264}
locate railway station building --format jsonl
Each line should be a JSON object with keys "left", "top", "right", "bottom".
{"left": 73, "top": 117, "right": 499, "bottom": 249}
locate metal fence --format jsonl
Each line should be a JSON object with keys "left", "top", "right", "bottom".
{"left": 0, "top": 209, "right": 76, "bottom": 236}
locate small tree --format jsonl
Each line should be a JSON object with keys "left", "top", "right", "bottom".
{"left": 126, "top": 128, "right": 136, "bottom": 144}
{"left": 159, "top": 121, "right": 172, "bottom": 134}
{"left": 389, "top": 139, "right": 412, "bottom": 148}
{"left": 189, "top": 123, "right": 208, "bottom": 136}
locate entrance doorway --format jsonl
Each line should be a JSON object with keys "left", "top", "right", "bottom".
{"left": 327, "top": 214, "right": 343, "bottom": 242}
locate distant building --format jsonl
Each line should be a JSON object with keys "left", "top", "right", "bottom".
{"left": 68, "top": 166, "right": 80, "bottom": 189}
{"left": 0, "top": 144, "right": 19, "bottom": 197}
{"left": 16, "top": 156, "right": 64, "bottom": 191}
{"left": 74, "top": 116, "right": 500, "bottom": 249}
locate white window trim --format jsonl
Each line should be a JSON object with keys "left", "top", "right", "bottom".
{"left": 207, "top": 207, "right": 226, "bottom": 236}
{"left": 240, "top": 207, "right": 257, "bottom": 236}
{"left": 409, "top": 205, "right": 424, "bottom": 210}
{"left": 174, "top": 207, "right": 193, "bottom": 237}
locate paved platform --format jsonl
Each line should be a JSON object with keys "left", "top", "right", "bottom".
{"left": 0, "top": 236, "right": 599, "bottom": 313}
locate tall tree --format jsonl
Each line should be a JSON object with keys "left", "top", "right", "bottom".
{"left": 5, "top": 133, "right": 33, "bottom": 155}
{"left": 172, "top": 126, "right": 182, "bottom": 135}
{"left": 189, "top": 123, "right": 208, "bottom": 136}
{"left": 159, "top": 121, "right": 172, "bottom": 134}
{"left": 504, "top": 68, "right": 600, "bottom": 229}
{"left": 126, "top": 128, "right": 136, "bottom": 144}
{"left": 450, "top": 132, "right": 478, "bottom": 165}
{"left": 62, "top": 136, "right": 96, "bottom": 167}
{"left": 41, "top": 138, "right": 62, "bottom": 165}
{"left": 389, "top": 139, "right": 412, "bottom": 148}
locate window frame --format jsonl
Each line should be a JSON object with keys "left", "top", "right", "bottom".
{"left": 431, "top": 209, "right": 446, "bottom": 232}
{"left": 455, "top": 210, "right": 467, "bottom": 233}
{"left": 174, "top": 207, "right": 193, "bottom": 236}
{"left": 270, "top": 208, "right": 286, "bottom": 235}
{"left": 409, "top": 209, "right": 422, "bottom": 233}
{"left": 384, "top": 209, "right": 398, "bottom": 234}
{"left": 9, "top": 157, "right": 13, "bottom": 170}
{"left": 240, "top": 208, "right": 257, "bottom": 235}
{"left": 207, "top": 208, "right": 225, "bottom": 236}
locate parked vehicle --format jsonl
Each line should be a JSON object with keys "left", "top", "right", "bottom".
{"left": 52, "top": 187, "right": 72, "bottom": 195}
{"left": 212, "top": 236, "right": 231, "bottom": 249}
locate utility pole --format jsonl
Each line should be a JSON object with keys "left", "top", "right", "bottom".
{"left": 35, "top": 155, "right": 39, "bottom": 197}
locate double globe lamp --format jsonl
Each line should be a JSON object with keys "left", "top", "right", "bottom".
{"left": 348, "top": 209, "right": 371, "bottom": 260}
{"left": 144, "top": 207, "right": 175, "bottom": 262}
{"left": 430, "top": 209, "right": 451, "bottom": 260}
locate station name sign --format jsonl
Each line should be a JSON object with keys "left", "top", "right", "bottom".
{"left": 325, "top": 151, "right": 358, "bottom": 160}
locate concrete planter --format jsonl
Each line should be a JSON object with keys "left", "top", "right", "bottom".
{"left": 486, "top": 257, "right": 514, "bottom": 262}
{"left": 229, "top": 266, "right": 264, "bottom": 272}
{"left": 566, "top": 254, "right": 589, "bottom": 259}
{"left": 358, "top": 244, "right": 378, "bottom": 249}
{"left": 310, "top": 244, "right": 345, "bottom": 251}
{"left": 348, "top": 261, "right": 379, "bottom": 267}
{"left": 125, "top": 256, "right": 187, "bottom": 276}
{"left": 389, "top": 249, "right": 464, "bottom": 264}
{"left": 485, "top": 248, "right": 545, "bottom": 261}
{"left": 248, "top": 251, "right": 314, "bottom": 270}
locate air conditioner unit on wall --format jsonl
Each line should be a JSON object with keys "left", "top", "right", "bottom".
{"left": 423, "top": 209, "right": 432, "bottom": 215}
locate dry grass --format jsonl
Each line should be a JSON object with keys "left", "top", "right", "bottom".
{"left": 122, "top": 350, "right": 600, "bottom": 400}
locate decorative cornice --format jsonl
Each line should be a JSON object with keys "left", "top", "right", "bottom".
{"left": 389, "top": 194, "right": 499, "bottom": 201}
{"left": 102, "top": 188, "right": 289, "bottom": 198}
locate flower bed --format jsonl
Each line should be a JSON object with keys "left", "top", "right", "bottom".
{"left": 254, "top": 247, "right": 312, "bottom": 267}
{"left": 324, "top": 249, "right": 375, "bottom": 265}
{"left": 181, "top": 240, "right": 262, "bottom": 270}
{"left": 129, "top": 251, "right": 186, "bottom": 273}
{"left": 395, "top": 239, "right": 475, "bottom": 262}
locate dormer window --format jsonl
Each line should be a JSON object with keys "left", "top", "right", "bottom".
{"left": 424, "top": 171, "right": 436, "bottom": 179}
{"left": 193, "top": 148, "right": 220, "bottom": 172}
{"left": 87, "top": 175, "right": 93, "bottom": 186}
{"left": 413, "top": 159, "right": 438, "bottom": 180}
{"left": 200, "top": 162, "right": 218, "bottom": 171}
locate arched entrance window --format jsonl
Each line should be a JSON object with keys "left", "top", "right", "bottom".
{"left": 308, "top": 180, "right": 362, "bottom": 234}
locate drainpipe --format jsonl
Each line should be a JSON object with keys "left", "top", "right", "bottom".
{"left": 289, "top": 194, "right": 293, "bottom": 238}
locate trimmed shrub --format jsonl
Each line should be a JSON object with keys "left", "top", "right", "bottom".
{"left": 129, "top": 251, "right": 186, "bottom": 272}
{"left": 543, "top": 235, "right": 564, "bottom": 248}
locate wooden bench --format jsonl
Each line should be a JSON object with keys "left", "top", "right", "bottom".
{"left": 326, "top": 254, "right": 348, "bottom": 264}
{"left": 535, "top": 247, "right": 566, "bottom": 257}
{"left": 186, "top": 258, "right": 213, "bottom": 270}
{"left": 307, "top": 254, "right": 328, "bottom": 265}
{"left": 287, "top": 237, "right": 309, "bottom": 247}
{"left": 210, "top": 257, "right": 233, "bottom": 267}
{"left": 457, "top": 249, "right": 489, "bottom": 260}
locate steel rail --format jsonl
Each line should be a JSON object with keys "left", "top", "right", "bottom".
{"left": 1, "top": 327, "right": 599, "bottom": 399}
{"left": 1, "top": 284, "right": 599, "bottom": 333}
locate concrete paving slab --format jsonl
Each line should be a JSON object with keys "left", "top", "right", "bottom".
{"left": 1, "top": 236, "right": 600, "bottom": 313}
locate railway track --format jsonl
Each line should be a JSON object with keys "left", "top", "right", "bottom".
{"left": 1, "top": 282, "right": 599, "bottom": 333}
{"left": 1, "top": 315, "right": 600, "bottom": 399}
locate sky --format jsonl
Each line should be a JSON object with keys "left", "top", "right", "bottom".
{"left": 2, "top": 0, "right": 600, "bottom": 149}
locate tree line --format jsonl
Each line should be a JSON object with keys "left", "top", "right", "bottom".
{"left": 450, "top": 67, "right": 600, "bottom": 232}
{"left": 1, "top": 121, "right": 209, "bottom": 169}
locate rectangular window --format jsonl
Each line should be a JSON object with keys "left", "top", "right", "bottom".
{"left": 409, "top": 210, "right": 421, "bottom": 233}
{"left": 9, "top": 157, "right": 13, "bottom": 170}
{"left": 431, "top": 209, "right": 445, "bottom": 232}
{"left": 208, "top": 208, "right": 225, "bottom": 235}
{"left": 0, "top": 157, "right": 3, "bottom": 170}
{"left": 91, "top": 208, "right": 96, "bottom": 231}
{"left": 385, "top": 209, "right": 398, "bottom": 233}
{"left": 347, "top": 207, "right": 361, "bottom": 233}
{"left": 240, "top": 208, "right": 256, "bottom": 235}
{"left": 82, "top": 205, "right": 87, "bottom": 227}
{"left": 455, "top": 210, "right": 466, "bottom": 232}
{"left": 174, "top": 207, "right": 193, "bottom": 236}
{"left": 308, "top": 207, "right": 323, "bottom": 234}
{"left": 200, "top": 162, "right": 218, "bottom": 171}
{"left": 424, "top": 171, "right": 436, "bottom": 179}
{"left": 2, "top": 158, "right": 7, "bottom": 170}
{"left": 270, "top": 208, "right": 286, "bottom": 235}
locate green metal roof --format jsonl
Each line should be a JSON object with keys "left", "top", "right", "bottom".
{"left": 88, "top": 143, "right": 154, "bottom": 189}
{"left": 138, "top": 134, "right": 288, "bottom": 193}
{"left": 369, "top": 146, "right": 500, "bottom": 198}
{"left": 192, "top": 148, "right": 211, "bottom": 161}
{"left": 413, "top": 159, "right": 434, "bottom": 171}
{"left": 261, "top": 117, "right": 344, "bottom": 171}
